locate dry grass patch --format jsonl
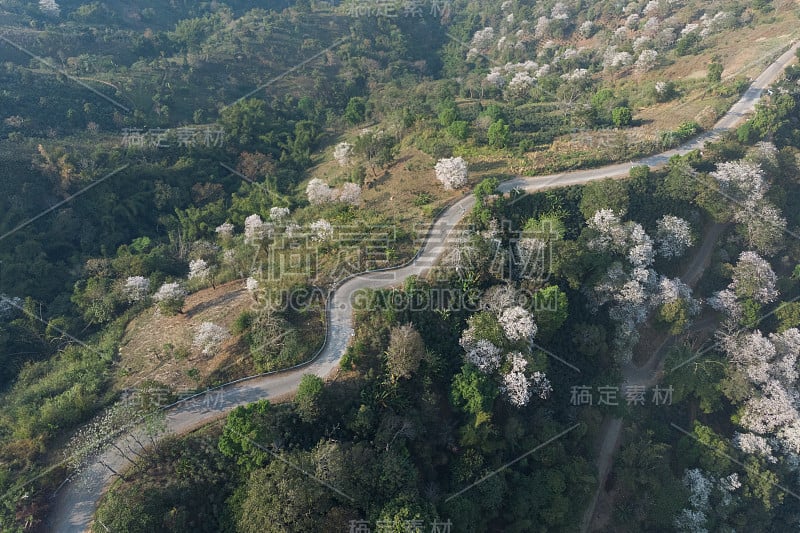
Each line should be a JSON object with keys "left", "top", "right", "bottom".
{"left": 114, "top": 279, "right": 256, "bottom": 393}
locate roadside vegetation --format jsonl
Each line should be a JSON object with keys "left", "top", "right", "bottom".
{"left": 0, "top": 0, "right": 798, "bottom": 529}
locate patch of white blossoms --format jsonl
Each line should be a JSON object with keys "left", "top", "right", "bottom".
{"left": 188, "top": 259, "right": 211, "bottom": 281}
{"left": 306, "top": 178, "right": 361, "bottom": 206}
{"left": 675, "top": 468, "right": 741, "bottom": 532}
{"left": 306, "top": 178, "right": 337, "bottom": 205}
{"left": 269, "top": 207, "right": 290, "bottom": 222}
{"left": 499, "top": 305, "right": 537, "bottom": 342}
{"left": 435, "top": 157, "right": 468, "bottom": 190}
{"left": 193, "top": 322, "right": 230, "bottom": 356}
{"left": 245, "top": 277, "right": 259, "bottom": 293}
{"left": 501, "top": 352, "right": 552, "bottom": 406}
{"left": 244, "top": 214, "right": 273, "bottom": 243}
{"left": 215, "top": 222, "right": 234, "bottom": 238}
{"left": 310, "top": 219, "right": 334, "bottom": 241}
{"left": 39, "top": 0, "right": 60, "bottom": 16}
{"left": 153, "top": 282, "right": 187, "bottom": 303}
{"left": 460, "top": 338, "right": 503, "bottom": 373}
{"left": 588, "top": 209, "right": 698, "bottom": 362}
{"left": 123, "top": 276, "right": 150, "bottom": 303}
{"left": 333, "top": 142, "right": 353, "bottom": 167}
{"left": 655, "top": 215, "right": 693, "bottom": 258}
{"left": 716, "top": 327, "right": 800, "bottom": 456}
{"left": 730, "top": 251, "right": 779, "bottom": 304}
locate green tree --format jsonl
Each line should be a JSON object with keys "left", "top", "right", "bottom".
{"left": 572, "top": 323, "right": 607, "bottom": 358}
{"left": 344, "top": 97, "right": 367, "bottom": 125}
{"left": 579, "top": 178, "right": 629, "bottom": 219}
{"left": 295, "top": 374, "right": 324, "bottom": 422}
{"left": 708, "top": 60, "right": 723, "bottom": 83}
{"left": 218, "top": 401, "right": 274, "bottom": 471}
{"left": 611, "top": 106, "right": 632, "bottom": 127}
{"left": 353, "top": 131, "right": 397, "bottom": 176}
{"left": 235, "top": 456, "right": 334, "bottom": 532}
{"left": 675, "top": 32, "right": 701, "bottom": 56}
{"left": 472, "top": 177, "right": 500, "bottom": 227}
{"left": 487, "top": 119, "right": 510, "bottom": 148}
{"left": 447, "top": 120, "right": 469, "bottom": 141}
{"left": 451, "top": 364, "right": 498, "bottom": 415}
{"left": 664, "top": 346, "right": 724, "bottom": 413}
{"left": 776, "top": 301, "right": 800, "bottom": 332}
{"left": 532, "top": 286, "right": 568, "bottom": 338}
{"left": 438, "top": 106, "right": 457, "bottom": 127}
{"left": 168, "top": 15, "right": 218, "bottom": 51}
{"left": 220, "top": 98, "right": 272, "bottom": 146}
{"left": 655, "top": 300, "right": 690, "bottom": 334}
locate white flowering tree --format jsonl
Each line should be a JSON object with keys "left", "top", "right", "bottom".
{"left": 215, "top": 222, "right": 234, "bottom": 239}
{"left": 153, "top": 282, "right": 187, "bottom": 315}
{"left": 711, "top": 158, "right": 786, "bottom": 255}
{"left": 715, "top": 325, "right": 800, "bottom": 456}
{"left": 39, "top": 0, "right": 60, "bottom": 16}
{"left": 469, "top": 26, "right": 495, "bottom": 57}
{"left": 435, "top": 157, "right": 468, "bottom": 190}
{"left": 733, "top": 432, "right": 775, "bottom": 462}
{"left": 674, "top": 467, "right": 742, "bottom": 530}
{"left": 499, "top": 305, "right": 537, "bottom": 342}
{"left": 338, "top": 182, "right": 362, "bottom": 205}
{"left": 193, "top": 322, "right": 230, "bottom": 356}
{"left": 462, "top": 339, "right": 503, "bottom": 373}
{"left": 310, "top": 219, "right": 334, "bottom": 241}
{"left": 244, "top": 214, "right": 272, "bottom": 244}
{"left": 735, "top": 202, "right": 786, "bottom": 256}
{"left": 603, "top": 48, "right": 633, "bottom": 69}
{"left": 333, "top": 142, "right": 353, "bottom": 167}
{"left": 711, "top": 161, "right": 770, "bottom": 210}
{"left": 188, "top": 259, "right": 211, "bottom": 282}
{"left": 588, "top": 209, "right": 700, "bottom": 361}
{"left": 578, "top": 20, "right": 594, "bottom": 37}
{"left": 500, "top": 352, "right": 552, "bottom": 406}
{"left": 269, "top": 207, "right": 290, "bottom": 222}
{"left": 535, "top": 16, "right": 550, "bottom": 38}
{"left": 655, "top": 215, "right": 693, "bottom": 258}
{"left": 306, "top": 179, "right": 359, "bottom": 206}
{"left": 245, "top": 276, "right": 259, "bottom": 295}
{"left": 708, "top": 288, "right": 742, "bottom": 325}
{"left": 123, "top": 276, "right": 150, "bottom": 303}
{"left": 507, "top": 71, "right": 535, "bottom": 98}
{"left": 635, "top": 49, "right": 658, "bottom": 71}
{"left": 486, "top": 71, "right": 506, "bottom": 89}
{"left": 479, "top": 284, "right": 518, "bottom": 315}
{"left": 458, "top": 288, "right": 550, "bottom": 408}
{"left": 730, "top": 251, "right": 778, "bottom": 304}
{"left": 306, "top": 178, "right": 338, "bottom": 205}
{"left": 501, "top": 351, "right": 531, "bottom": 406}
{"left": 674, "top": 469, "right": 711, "bottom": 532}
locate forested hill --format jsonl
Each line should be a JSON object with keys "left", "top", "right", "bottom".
{"left": 0, "top": 0, "right": 798, "bottom": 529}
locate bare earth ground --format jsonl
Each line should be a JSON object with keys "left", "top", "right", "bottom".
{"left": 536, "top": 17, "right": 800, "bottom": 174}
{"left": 114, "top": 279, "right": 254, "bottom": 392}
{"left": 308, "top": 142, "right": 463, "bottom": 225}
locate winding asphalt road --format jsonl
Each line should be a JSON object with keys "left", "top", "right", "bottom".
{"left": 48, "top": 41, "right": 799, "bottom": 532}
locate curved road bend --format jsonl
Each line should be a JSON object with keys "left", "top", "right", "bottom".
{"left": 49, "top": 41, "right": 799, "bottom": 532}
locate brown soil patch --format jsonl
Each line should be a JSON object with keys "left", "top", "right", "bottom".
{"left": 307, "top": 140, "right": 465, "bottom": 226}
{"left": 114, "top": 279, "right": 256, "bottom": 393}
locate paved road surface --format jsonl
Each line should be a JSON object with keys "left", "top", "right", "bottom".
{"left": 49, "top": 40, "right": 799, "bottom": 533}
